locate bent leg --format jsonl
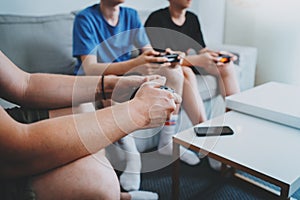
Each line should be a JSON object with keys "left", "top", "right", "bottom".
{"left": 156, "top": 64, "right": 184, "bottom": 114}
{"left": 31, "top": 150, "right": 121, "bottom": 200}
{"left": 218, "top": 63, "right": 240, "bottom": 97}
{"left": 181, "top": 67, "right": 207, "bottom": 125}
{"left": 33, "top": 103, "right": 122, "bottom": 199}
{"left": 117, "top": 135, "right": 141, "bottom": 191}
{"left": 156, "top": 65, "right": 200, "bottom": 165}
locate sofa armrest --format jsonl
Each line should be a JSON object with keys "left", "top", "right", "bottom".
{"left": 208, "top": 44, "right": 258, "bottom": 91}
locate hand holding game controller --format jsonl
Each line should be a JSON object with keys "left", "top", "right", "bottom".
{"left": 154, "top": 52, "right": 181, "bottom": 64}
{"left": 217, "top": 53, "right": 232, "bottom": 63}
{"left": 130, "top": 85, "right": 174, "bottom": 100}
{"left": 159, "top": 85, "right": 175, "bottom": 93}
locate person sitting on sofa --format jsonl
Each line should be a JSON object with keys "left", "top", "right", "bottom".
{"left": 0, "top": 51, "right": 181, "bottom": 200}
{"left": 144, "top": 0, "right": 240, "bottom": 170}
{"left": 72, "top": 0, "right": 202, "bottom": 192}
{"left": 145, "top": 0, "right": 240, "bottom": 100}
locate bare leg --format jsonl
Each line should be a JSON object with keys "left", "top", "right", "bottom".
{"left": 118, "top": 135, "right": 141, "bottom": 191}
{"left": 218, "top": 63, "right": 240, "bottom": 98}
{"left": 47, "top": 104, "right": 158, "bottom": 199}
{"left": 181, "top": 67, "right": 207, "bottom": 125}
{"left": 155, "top": 64, "right": 184, "bottom": 114}
{"left": 31, "top": 104, "right": 120, "bottom": 199}
{"left": 32, "top": 150, "right": 121, "bottom": 200}
{"left": 107, "top": 101, "right": 142, "bottom": 191}
{"left": 156, "top": 65, "right": 200, "bottom": 165}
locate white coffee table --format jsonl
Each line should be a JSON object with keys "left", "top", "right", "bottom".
{"left": 172, "top": 111, "right": 300, "bottom": 200}
{"left": 226, "top": 82, "right": 300, "bottom": 129}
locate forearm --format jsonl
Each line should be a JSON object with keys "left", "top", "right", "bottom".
{"left": 22, "top": 74, "right": 117, "bottom": 109}
{"left": 181, "top": 55, "right": 203, "bottom": 67}
{"left": 1, "top": 101, "right": 144, "bottom": 178}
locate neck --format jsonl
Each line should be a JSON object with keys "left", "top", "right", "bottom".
{"left": 100, "top": 2, "right": 120, "bottom": 26}
{"left": 169, "top": 5, "right": 186, "bottom": 26}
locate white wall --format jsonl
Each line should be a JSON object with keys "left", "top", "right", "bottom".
{"left": 0, "top": 0, "right": 225, "bottom": 45}
{"left": 225, "top": 0, "right": 300, "bottom": 86}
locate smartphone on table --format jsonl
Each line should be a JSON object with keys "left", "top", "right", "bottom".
{"left": 194, "top": 126, "right": 234, "bottom": 137}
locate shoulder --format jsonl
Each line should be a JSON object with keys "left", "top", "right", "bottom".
{"left": 148, "top": 7, "right": 169, "bottom": 19}
{"left": 145, "top": 7, "right": 169, "bottom": 26}
{"left": 120, "top": 6, "right": 139, "bottom": 17}
{"left": 186, "top": 10, "right": 199, "bottom": 21}
{"left": 75, "top": 4, "right": 99, "bottom": 21}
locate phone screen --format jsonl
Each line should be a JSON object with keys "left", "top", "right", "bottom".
{"left": 194, "top": 126, "right": 234, "bottom": 137}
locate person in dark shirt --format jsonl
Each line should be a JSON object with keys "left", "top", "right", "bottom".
{"left": 145, "top": 0, "right": 240, "bottom": 170}
{"left": 145, "top": 0, "right": 240, "bottom": 120}
{"left": 145, "top": 6, "right": 206, "bottom": 53}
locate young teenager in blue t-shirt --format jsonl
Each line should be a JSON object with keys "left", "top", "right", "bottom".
{"left": 73, "top": 0, "right": 201, "bottom": 196}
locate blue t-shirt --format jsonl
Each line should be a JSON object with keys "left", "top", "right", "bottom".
{"left": 73, "top": 4, "right": 149, "bottom": 75}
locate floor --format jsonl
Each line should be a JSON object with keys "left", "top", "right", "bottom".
{"left": 133, "top": 153, "right": 300, "bottom": 200}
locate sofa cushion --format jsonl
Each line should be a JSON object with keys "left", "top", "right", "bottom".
{"left": 0, "top": 14, "right": 76, "bottom": 74}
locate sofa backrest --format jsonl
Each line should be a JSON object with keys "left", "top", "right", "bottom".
{"left": 0, "top": 13, "right": 76, "bottom": 75}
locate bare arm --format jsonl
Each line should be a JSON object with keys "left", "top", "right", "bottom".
{"left": 81, "top": 49, "right": 168, "bottom": 76}
{"left": 182, "top": 51, "right": 240, "bottom": 97}
{"left": 181, "top": 53, "right": 219, "bottom": 70}
{"left": 0, "top": 51, "right": 117, "bottom": 109}
{"left": 0, "top": 51, "right": 161, "bottom": 109}
{"left": 0, "top": 81, "right": 181, "bottom": 178}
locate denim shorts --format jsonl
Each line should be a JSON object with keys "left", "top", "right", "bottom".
{"left": 0, "top": 179, "right": 35, "bottom": 200}
{"left": 5, "top": 107, "right": 49, "bottom": 123}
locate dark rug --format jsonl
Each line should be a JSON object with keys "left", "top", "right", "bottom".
{"left": 135, "top": 154, "right": 300, "bottom": 200}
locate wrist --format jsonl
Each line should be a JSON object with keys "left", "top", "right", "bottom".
{"left": 132, "top": 55, "right": 144, "bottom": 67}
{"left": 128, "top": 99, "right": 148, "bottom": 128}
{"left": 105, "top": 75, "right": 118, "bottom": 90}
{"left": 111, "top": 100, "right": 147, "bottom": 134}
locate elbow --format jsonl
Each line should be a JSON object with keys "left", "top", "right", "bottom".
{"left": 82, "top": 64, "right": 91, "bottom": 75}
{"left": 18, "top": 72, "right": 32, "bottom": 107}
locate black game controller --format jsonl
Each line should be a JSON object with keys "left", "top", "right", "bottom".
{"left": 130, "top": 85, "right": 174, "bottom": 100}
{"left": 164, "top": 54, "right": 181, "bottom": 63}
{"left": 218, "top": 53, "right": 232, "bottom": 63}
{"left": 154, "top": 53, "right": 181, "bottom": 64}
{"left": 159, "top": 85, "right": 175, "bottom": 93}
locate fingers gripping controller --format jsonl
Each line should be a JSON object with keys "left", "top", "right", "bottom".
{"left": 159, "top": 85, "right": 175, "bottom": 93}
{"left": 130, "top": 85, "right": 174, "bottom": 100}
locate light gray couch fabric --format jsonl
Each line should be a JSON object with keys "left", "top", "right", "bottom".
{"left": 0, "top": 14, "right": 76, "bottom": 74}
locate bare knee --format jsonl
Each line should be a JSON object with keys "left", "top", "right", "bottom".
{"left": 158, "top": 65, "right": 184, "bottom": 94}
{"left": 81, "top": 172, "right": 120, "bottom": 200}
{"left": 182, "top": 67, "right": 196, "bottom": 81}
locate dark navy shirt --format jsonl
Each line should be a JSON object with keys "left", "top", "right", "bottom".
{"left": 145, "top": 7, "right": 206, "bottom": 53}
